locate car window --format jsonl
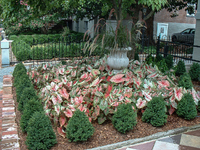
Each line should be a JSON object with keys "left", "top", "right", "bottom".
{"left": 182, "top": 29, "right": 190, "bottom": 34}
{"left": 190, "top": 29, "right": 195, "bottom": 34}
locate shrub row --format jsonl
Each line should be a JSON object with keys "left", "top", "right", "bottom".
{"left": 9, "top": 33, "right": 84, "bottom": 46}
{"left": 13, "top": 63, "right": 57, "bottom": 150}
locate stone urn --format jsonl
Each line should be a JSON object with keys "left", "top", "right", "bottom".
{"left": 107, "top": 47, "right": 132, "bottom": 74}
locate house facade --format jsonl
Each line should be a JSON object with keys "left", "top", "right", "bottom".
{"left": 154, "top": 8, "right": 196, "bottom": 39}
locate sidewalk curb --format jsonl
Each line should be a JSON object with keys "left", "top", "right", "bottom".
{"left": 87, "top": 124, "right": 200, "bottom": 150}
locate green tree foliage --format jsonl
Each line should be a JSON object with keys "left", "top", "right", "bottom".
{"left": 178, "top": 72, "right": 193, "bottom": 89}
{"left": 20, "top": 98, "right": 43, "bottom": 133}
{"left": 189, "top": 63, "right": 200, "bottom": 81}
{"left": 175, "top": 60, "right": 186, "bottom": 76}
{"left": 26, "top": 111, "right": 57, "bottom": 150}
{"left": 112, "top": 103, "right": 137, "bottom": 133}
{"left": 176, "top": 93, "right": 197, "bottom": 120}
{"left": 142, "top": 96, "right": 168, "bottom": 127}
{"left": 66, "top": 109, "right": 94, "bottom": 142}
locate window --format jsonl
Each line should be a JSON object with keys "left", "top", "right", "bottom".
{"left": 76, "top": 21, "right": 79, "bottom": 32}
{"left": 182, "top": 29, "right": 190, "bottom": 34}
{"left": 84, "top": 21, "right": 88, "bottom": 32}
{"left": 187, "top": 3, "right": 196, "bottom": 17}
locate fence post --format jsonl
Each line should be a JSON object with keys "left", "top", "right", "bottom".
{"left": 156, "top": 36, "right": 160, "bottom": 56}
{"left": 164, "top": 42, "right": 168, "bottom": 58}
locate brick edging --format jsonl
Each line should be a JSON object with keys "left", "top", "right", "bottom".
{"left": 0, "top": 75, "right": 20, "bottom": 150}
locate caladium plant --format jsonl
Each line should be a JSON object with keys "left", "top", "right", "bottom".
{"left": 28, "top": 55, "right": 200, "bottom": 138}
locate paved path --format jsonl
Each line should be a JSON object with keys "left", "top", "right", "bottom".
{"left": 116, "top": 129, "right": 200, "bottom": 150}
{"left": 0, "top": 66, "right": 15, "bottom": 89}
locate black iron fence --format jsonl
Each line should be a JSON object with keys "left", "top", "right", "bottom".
{"left": 156, "top": 36, "right": 200, "bottom": 64}
{"left": 10, "top": 35, "right": 109, "bottom": 65}
{"left": 8, "top": 34, "right": 200, "bottom": 66}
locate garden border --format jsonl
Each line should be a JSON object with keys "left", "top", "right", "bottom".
{"left": 0, "top": 74, "right": 200, "bottom": 150}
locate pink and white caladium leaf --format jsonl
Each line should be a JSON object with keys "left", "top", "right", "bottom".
{"left": 134, "top": 60, "right": 140, "bottom": 65}
{"left": 142, "top": 90, "right": 152, "bottom": 101}
{"left": 191, "top": 88, "right": 199, "bottom": 105}
{"left": 157, "top": 80, "right": 170, "bottom": 88}
{"left": 51, "top": 94, "right": 62, "bottom": 105}
{"left": 174, "top": 87, "right": 183, "bottom": 101}
{"left": 59, "top": 114, "right": 66, "bottom": 127}
{"left": 136, "top": 98, "right": 146, "bottom": 109}
{"left": 65, "top": 69, "right": 71, "bottom": 75}
{"left": 64, "top": 108, "right": 73, "bottom": 118}
{"left": 147, "top": 72, "right": 159, "bottom": 78}
{"left": 99, "top": 65, "right": 105, "bottom": 71}
{"left": 43, "top": 63, "right": 48, "bottom": 70}
{"left": 80, "top": 72, "right": 89, "bottom": 80}
{"left": 134, "top": 78, "right": 142, "bottom": 89}
{"left": 105, "top": 65, "right": 111, "bottom": 72}
{"left": 59, "top": 67, "right": 65, "bottom": 75}
{"left": 58, "top": 87, "right": 69, "bottom": 100}
{"left": 54, "top": 105, "right": 61, "bottom": 116}
{"left": 43, "top": 73, "right": 49, "bottom": 81}
{"left": 90, "top": 77, "right": 103, "bottom": 87}
{"left": 62, "top": 77, "right": 68, "bottom": 84}
{"left": 57, "top": 127, "right": 66, "bottom": 138}
{"left": 110, "top": 74, "right": 125, "bottom": 83}
{"left": 67, "top": 81, "right": 73, "bottom": 88}
{"left": 86, "top": 65, "right": 93, "bottom": 72}
{"left": 71, "top": 70, "right": 77, "bottom": 77}
{"left": 78, "top": 104, "right": 86, "bottom": 112}
{"left": 91, "top": 69, "right": 100, "bottom": 77}
{"left": 99, "top": 99, "right": 108, "bottom": 111}
{"left": 168, "top": 105, "right": 176, "bottom": 115}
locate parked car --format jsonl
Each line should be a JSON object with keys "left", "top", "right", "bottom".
{"left": 172, "top": 28, "right": 195, "bottom": 44}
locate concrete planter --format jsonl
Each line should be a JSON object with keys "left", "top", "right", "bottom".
{"left": 107, "top": 47, "right": 132, "bottom": 74}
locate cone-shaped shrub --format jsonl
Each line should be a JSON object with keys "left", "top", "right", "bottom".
{"left": 112, "top": 103, "right": 137, "bottom": 134}
{"left": 155, "top": 54, "right": 163, "bottom": 63}
{"left": 176, "top": 93, "right": 197, "bottom": 120}
{"left": 189, "top": 62, "right": 200, "bottom": 81}
{"left": 14, "top": 72, "right": 29, "bottom": 87}
{"left": 66, "top": 109, "right": 94, "bottom": 142}
{"left": 198, "top": 101, "right": 200, "bottom": 112}
{"left": 178, "top": 72, "right": 193, "bottom": 89}
{"left": 165, "top": 54, "right": 173, "bottom": 69}
{"left": 18, "top": 86, "right": 38, "bottom": 112}
{"left": 20, "top": 98, "right": 43, "bottom": 133}
{"left": 16, "top": 79, "right": 33, "bottom": 102}
{"left": 26, "top": 111, "right": 57, "bottom": 150}
{"left": 13, "top": 62, "right": 27, "bottom": 78}
{"left": 142, "top": 96, "right": 167, "bottom": 127}
{"left": 175, "top": 60, "right": 186, "bottom": 76}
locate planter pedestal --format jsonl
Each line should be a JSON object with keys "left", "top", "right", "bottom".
{"left": 107, "top": 47, "right": 132, "bottom": 74}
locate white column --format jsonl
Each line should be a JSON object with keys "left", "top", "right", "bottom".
{"left": 192, "top": 0, "right": 200, "bottom": 61}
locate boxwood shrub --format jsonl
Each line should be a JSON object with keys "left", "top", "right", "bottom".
{"left": 26, "top": 111, "right": 57, "bottom": 150}
{"left": 66, "top": 109, "right": 94, "bottom": 142}
{"left": 189, "top": 62, "right": 200, "bottom": 81}
{"left": 112, "top": 103, "right": 137, "bottom": 133}
{"left": 18, "top": 86, "right": 38, "bottom": 112}
{"left": 178, "top": 72, "right": 193, "bottom": 89}
{"left": 175, "top": 60, "right": 186, "bottom": 76}
{"left": 176, "top": 93, "right": 197, "bottom": 120}
{"left": 20, "top": 98, "right": 43, "bottom": 133}
{"left": 142, "top": 96, "right": 168, "bottom": 127}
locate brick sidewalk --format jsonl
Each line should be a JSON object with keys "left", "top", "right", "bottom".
{"left": 0, "top": 75, "right": 20, "bottom": 150}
